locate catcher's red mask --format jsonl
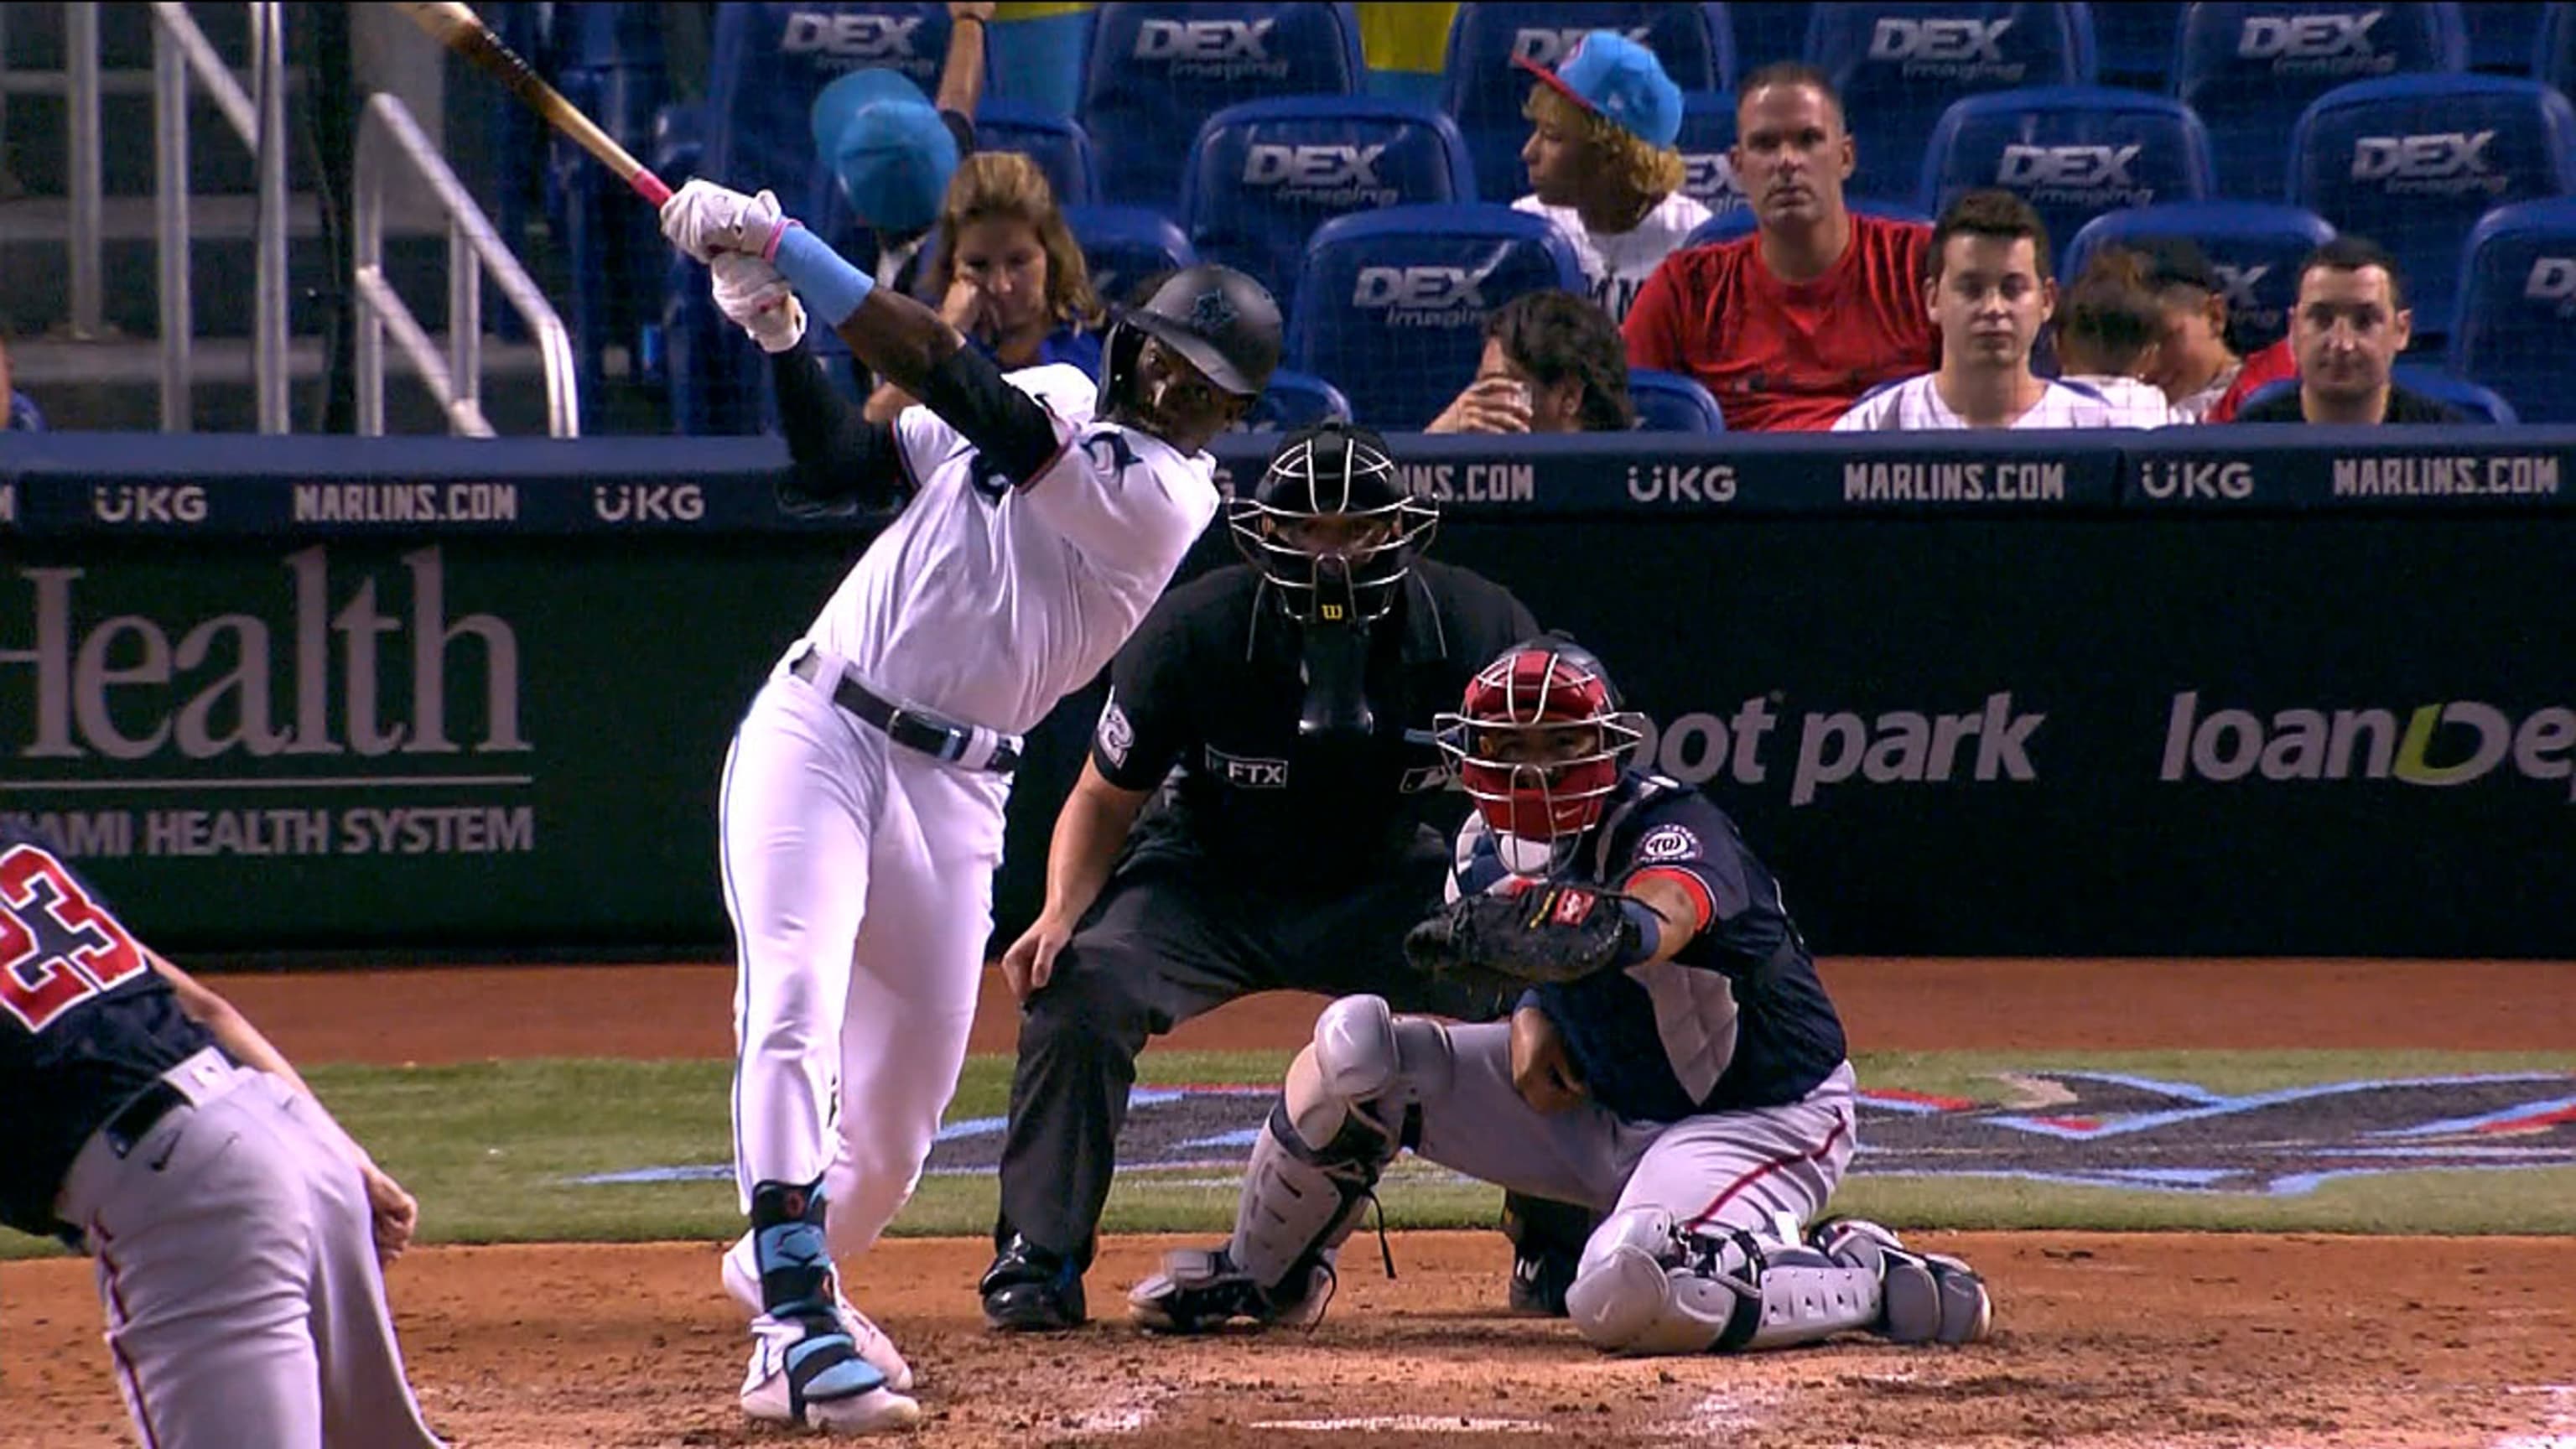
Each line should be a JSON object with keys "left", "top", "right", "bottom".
{"left": 1436, "top": 641, "right": 1644, "bottom": 844}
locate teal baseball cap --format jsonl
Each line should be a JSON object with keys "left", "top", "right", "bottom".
{"left": 1515, "top": 30, "right": 1684, "bottom": 150}
{"left": 809, "top": 67, "right": 959, "bottom": 235}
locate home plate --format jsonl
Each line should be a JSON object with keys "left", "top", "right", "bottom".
{"left": 1249, "top": 1415, "right": 1555, "bottom": 1435}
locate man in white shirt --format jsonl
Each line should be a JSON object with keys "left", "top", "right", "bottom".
{"left": 1835, "top": 190, "right": 2126, "bottom": 431}
{"left": 1510, "top": 31, "right": 1710, "bottom": 323}
{"left": 661, "top": 179, "right": 1280, "bottom": 1434}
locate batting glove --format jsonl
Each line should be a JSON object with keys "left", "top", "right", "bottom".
{"left": 712, "top": 252, "right": 808, "bottom": 353}
{"left": 660, "top": 179, "right": 790, "bottom": 264}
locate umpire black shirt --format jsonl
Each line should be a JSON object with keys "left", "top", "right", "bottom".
{"left": 1092, "top": 560, "right": 1539, "bottom": 893}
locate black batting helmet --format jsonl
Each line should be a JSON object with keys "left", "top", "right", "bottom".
{"left": 1228, "top": 420, "right": 1439, "bottom": 626}
{"left": 1102, "top": 264, "right": 1283, "bottom": 404}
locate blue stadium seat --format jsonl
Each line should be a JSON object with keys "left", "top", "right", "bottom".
{"left": 1627, "top": 368, "right": 1731, "bottom": 431}
{"left": 543, "top": 4, "right": 671, "bottom": 415}
{"left": 2176, "top": 2, "right": 2465, "bottom": 201}
{"left": 1239, "top": 369, "right": 1356, "bottom": 432}
{"left": 1919, "top": 86, "right": 2215, "bottom": 271}
{"left": 1062, "top": 205, "right": 1199, "bottom": 305}
{"left": 1680, "top": 195, "right": 1930, "bottom": 248}
{"left": 1441, "top": 4, "right": 1735, "bottom": 207}
{"left": 2463, "top": 0, "right": 2548, "bottom": 75}
{"left": 1728, "top": 3, "right": 1810, "bottom": 70}
{"left": 1675, "top": 91, "right": 1748, "bottom": 218}
{"left": 2288, "top": 74, "right": 2576, "bottom": 338}
{"left": 1805, "top": 3, "right": 2096, "bottom": 197}
{"left": 2448, "top": 195, "right": 2576, "bottom": 422}
{"left": 2541, "top": 2, "right": 2576, "bottom": 94}
{"left": 2061, "top": 200, "right": 2336, "bottom": 351}
{"left": 2091, "top": 2, "right": 2186, "bottom": 90}
{"left": 2237, "top": 365, "right": 2522, "bottom": 421}
{"left": 671, "top": 3, "right": 975, "bottom": 433}
{"left": 973, "top": 101, "right": 1098, "bottom": 205}
{"left": 1079, "top": 3, "right": 1363, "bottom": 208}
{"left": 1286, "top": 205, "right": 1587, "bottom": 430}
{"left": 1181, "top": 97, "right": 1477, "bottom": 310}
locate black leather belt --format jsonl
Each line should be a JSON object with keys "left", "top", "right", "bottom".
{"left": 790, "top": 654, "right": 1021, "bottom": 773}
{"left": 100, "top": 1078, "right": 188, "bottom": 1159}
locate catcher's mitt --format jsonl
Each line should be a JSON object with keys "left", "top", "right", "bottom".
{"left": 1403, "top": 883, "right": 1649, "bottom": 987}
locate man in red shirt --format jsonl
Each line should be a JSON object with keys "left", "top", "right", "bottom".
{"left": 1623, "top": 64, "right": 1936, "bottom": 432}
{"left": 2207, "top": 337, "right": 2297, "bottom": 423}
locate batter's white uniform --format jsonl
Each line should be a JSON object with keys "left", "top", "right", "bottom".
{"left": 719, "top": 361, "right": 1219, "bottom": 1270}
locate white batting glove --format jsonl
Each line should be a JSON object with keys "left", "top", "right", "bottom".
{"left": 660, "top": 179, "right": 789, "bottom": 264}
{"left": 712, "top": 252, "right": 808, "bottom": 353}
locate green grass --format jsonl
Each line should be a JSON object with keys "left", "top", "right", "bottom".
{"left": 6, "top": 1047, "right": 2568, "bottom": 1261}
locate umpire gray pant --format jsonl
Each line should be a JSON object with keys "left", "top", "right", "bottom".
{"left": 995, "top": 837, "right": 1515, "bottom": 1270}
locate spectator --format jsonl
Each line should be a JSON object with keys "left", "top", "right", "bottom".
{"left": 1, "top": 332, "right": 42, "bottom": 432}
{"left": 1624, "top": 64, "right": 1936, "bottom": 431}
{"left": 1426, "top": 290, "right": 1635, "bottom": 434}
{"left": 2133, "top": 238, "right": 2246, "bottom": 422}
{"left": 2232, "top": 236, "right": 2460, "bottom": 424}
{"left": 2053, "top": 248, "right": 2184, "bottom": 426}
{"left": 1834, "top": 190, "right": 2126, "bottom": 430}
{"left": 2208, "top": 336, "right": 2296, "bottom": 423}
{"left": 1510, "top": 31, "right": 1708, "bottom": 323}
{"left": 862, "top": 152, "right": 1105, "bottom": 422}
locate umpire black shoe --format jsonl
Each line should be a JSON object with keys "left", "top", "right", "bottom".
{"left": 980, "top": 1235, "right": 1087, "bottom": 1332}
{"left": 1507, "top": 1246, "right": 1577, "bottom": 1318}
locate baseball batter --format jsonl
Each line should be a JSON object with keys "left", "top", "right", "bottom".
{"left": 1129, "top": 640, "right": 1995, "bottom": 1355}
{"left": 659, "top": 179, "right": 1281, "bottom": 1431}
{"left": 0, "top": 823, "right": 443, "bottom": 1447}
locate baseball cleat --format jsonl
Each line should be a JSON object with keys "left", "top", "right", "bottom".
{"left": 740, "top": 1314, "right": 921, "bottom": 1434}
{"left": 723, "top": 1234, "right": 914, "bottom": 1391}
{"left": 1128, "top": 1247, "right": 1333, "bottom": 1335}
{"left": 1506, "top": 1246, "right": 1578, "bottom": 1318}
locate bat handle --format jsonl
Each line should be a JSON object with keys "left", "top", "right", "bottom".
{"left": 628, "top": 170, "right": 673, "bottom": 209}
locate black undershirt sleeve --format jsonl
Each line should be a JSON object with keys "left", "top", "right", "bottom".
{"left": 916, "top": 344, "right": 1065, "bottom": 484}
{"left": 767, "top": 341, "right": 909, "bottom": 517}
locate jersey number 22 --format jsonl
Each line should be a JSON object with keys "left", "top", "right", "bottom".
{"left": 0, "top": 844, "right": 148, "bottom": 1033}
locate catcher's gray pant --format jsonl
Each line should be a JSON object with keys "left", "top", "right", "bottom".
{"left": 55, "top": 1048, "right": 444, "bottom": 1449}
{"left": 997, "top": 844, "right": 1518, "bottom": 1267}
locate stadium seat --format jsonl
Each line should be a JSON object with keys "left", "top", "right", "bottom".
{"left": 2448, "top": 195, "right": 2576, "bottom": 422}
{"left": 543, "top": 3, "right": 671, "bottom": 416}
{"left": 1728, "top": 3, "right": 1810, "bottom": 70}
{"left": 1680, "top": 195, "right": 1931, "bottom": 248}
{"left": 1442, "top": 3, "right": 1735, "bottom": 207}
{"left": 1627, "top": 368, "right": 1731, "bottom": 431}
{"left": 1181, "top": 97, "right": 1477, "bottom": 311}
{"left": 672, "top": 2, "right": 975, "bottom": 433}
{"left": 1919, "top": 86, "right": 2215, "bottom": 272}
{"left": 2541, "top": 2, "right": 2576, "bottom": 95}
{"left": 2463, "top": 0, "right": 2549, "bottom": 75}
{"left": 973, "top": 101, "right": 1098, "bottom": 206}
{"left": 1675, "top": 91, "right": 1748, "bottom": 218}
{"left": 1062, "top": 205, "right": 1199, "bottom": 304}
{"left": 2090, "top": 1, "right": 2186, "bottom": 90}
{"left": 2061, "top": 200, "right": 2337, "bottom": 351}
{"left": 1079, "top": 3, "right": 1364, "bottom": 208}
{"left": 2287, "top": 74, "right": 2576, "bottom": 339}
{"left": 1805, "top": 3, "right": 2096, "bottom": 198}
{"left": 2176, "top": 2, "right": 2465, "bottom": 201}
{"left": 1286, "top": 204, "right": 1587, "bottom": 430}
{"left": 2236, "top": 365, "right": 2521, "bottom": 422}
{"left": 1239, "top": 369, "right": 1355, "bottom": 432}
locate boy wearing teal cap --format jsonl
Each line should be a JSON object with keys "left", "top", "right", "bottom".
{"left": 1511, "top": 31, "right": 1710, "bottom": 325}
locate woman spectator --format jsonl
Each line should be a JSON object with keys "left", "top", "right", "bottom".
{"left": 1426, "top": 289, "right": 1636, "bottom": 434}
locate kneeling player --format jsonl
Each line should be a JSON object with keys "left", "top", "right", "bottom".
{"left": 1128, "top": 638, "right": 1992, "bottom": 1355}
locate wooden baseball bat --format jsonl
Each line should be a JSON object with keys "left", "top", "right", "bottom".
{"left": 391, "top": 0, "right": 673, "bottom": 208}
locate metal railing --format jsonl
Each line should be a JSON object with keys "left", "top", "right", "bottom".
{"left": 148, "top": 2, "right": 289, "bottom": 433}
{"left": 353, "top": 91, "right": 579, "bottom": 437}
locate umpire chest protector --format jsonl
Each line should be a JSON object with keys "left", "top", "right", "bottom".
{"left": 1100, "top": 561, "right": 1533, "bottom": 887}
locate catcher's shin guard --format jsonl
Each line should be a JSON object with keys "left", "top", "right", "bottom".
{"left": 1565, "top": 1208, "right": 1888, "bottom": 1356}
{"left": 1810, "top": 1217, "right": 1994, "bottom": 1346}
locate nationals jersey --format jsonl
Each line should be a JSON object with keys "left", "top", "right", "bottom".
{"left": 804, "top": 363, "right": 1222, "bottom": 738}
{"left": 1832, "top": 374, "right": 2131, "bottom": 431}
{"left": 1623, "top": 214, "right": 1936, "bottom": 433}
{"left": 0, "top": 824, "right": 213, "bottom": 1238}
{"left": 1450, "top": 776, "right": 1846, "bottom": 1124}
{"left": 1513, "top": 191, "right": 1715, "bottom": 324}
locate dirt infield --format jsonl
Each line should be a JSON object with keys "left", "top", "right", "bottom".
{"left": 6, "top": 958, "right": 2574, "bottom": 1447}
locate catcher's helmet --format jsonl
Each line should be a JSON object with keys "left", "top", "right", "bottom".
{"left": 1228, "top": 421, "right": 1438, "bottom": 625}
{"left": 1436, "top": 637, "right": 1646, "bottom": 843}
{"left": 1102, "top": 264, "right": 1282, "bottom": 406}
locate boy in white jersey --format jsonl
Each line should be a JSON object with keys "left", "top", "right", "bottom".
{"left": 1834, "top": 190, "right": 2126, "bottom": 432}
{"left": 660, "top": 179, "right": 1280, "bottom": 1434}
{"left": 1511, "top": 31, "right": 1710, "bottom": 324}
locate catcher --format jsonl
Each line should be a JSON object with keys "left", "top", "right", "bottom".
{"left": 1128, "top": 637, "right": 1994, "bottom": 1355}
